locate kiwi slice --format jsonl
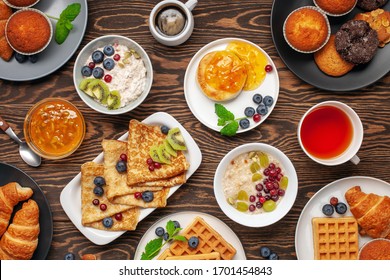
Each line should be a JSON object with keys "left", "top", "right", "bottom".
{"left": 107, "top": 90, "right": 121, "bottom": 110}
{"left": 167, "top": 128, "right": 186, "bottom": 151}
{"left": 79, "top": 78, "right": 96, "bottom": 97}
{"left": 149, "top": 145, "right": 162, "bottom": 163}
{"left": 89, "top": 80, "right": 109, "bottom": 104}
{"left": 157, "top": 144, "right": 171, "bottom": 164}
{"left": 164, "top": 139, "right": 177, "bottom": 157}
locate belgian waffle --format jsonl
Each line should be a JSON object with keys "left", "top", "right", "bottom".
{"left": 165, "top": 252, "right": 221, "bottom": 260}
{"left": 312, "top": 217, "right": 359, "bottom": 260}
{"left": 158, "top": 216, "right": 236, "bottom": 260}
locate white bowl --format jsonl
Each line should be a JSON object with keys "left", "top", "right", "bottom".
{"left": 214, "top": 143, "right": 298, "bottom": 227}
{"left": 73, "top": 35, "right": 153, "bottom": 115}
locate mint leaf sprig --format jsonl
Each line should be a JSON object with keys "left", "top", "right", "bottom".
{"left": 215, "top": 103, "right": 246, "bottom": 137}
{"left": 141, "top": 220, "right": 187, "bottom": 260}
{"left": 46, "top": 3, "right": 81, "bottom": 45}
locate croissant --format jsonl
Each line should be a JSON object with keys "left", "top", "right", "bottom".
{"left": 0, "top": 199, "right": 40, "bottom": 260}
{"left": 0, "top": 182, "right": 33, "bottom": 237}
{"left": 345, "top": 186, "right": 390, "bottom": 239}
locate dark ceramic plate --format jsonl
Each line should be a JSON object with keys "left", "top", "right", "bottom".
{"left": 0, "top": 162, "right": 53, "bottom": 259}
{"left": 271, "top": 0, "right": 390, "bottom": 91}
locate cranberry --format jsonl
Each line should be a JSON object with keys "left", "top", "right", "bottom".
{"left": 249, "top": 195, "right": 256, "bottom": 203}
{"left": 255, "top": 183, "right": 264, "bottom": 192}
{"left": 265, "top": 182, "right": 274, "bottom": 190}
{"left": 256, "top": 202, "right": 263, "bottom": 209}
{"left": 275, "top": 167, "right": 281, "bottom": 174}
{"left": 253, "top": 113, "right": 261, "bottom": 123}
{"left": 259, "top": 196, "right": 266, "bottom": 204}
{"left": 88, "top": 62, "right": 95, "bottom": 69}
{"left": 265, "top": 64, "right": 273, "bottom": 72}
{"left": 104, "top": 74, "right": 112, "bottom": 83}
{"left": 154, "top": 162, "right": 161, "bottom": 169}
{"left": 134, "top": 192, "right": 142, "bottom": 199}
{"left": 269, "top": 163, "right": 276, "bottom": 170}
{"left": 100, "top": 204, "right": 107, "bottom": 211}
{"left": 92, "top": 199, "right": 99, "bottom": 206}
{"left": 113, "top": 54, "right": 120, "bottom": 61}
{"left": 115, "top": 213, "right": 123, "bottom": 221}
{"left": 120, "top": 153, "right": 127, "bottom": 162}
{"left": 271, "top": 195, "right": 279, "bottom": 202}
{"left": 249, "top": 204, "right": 256, "bottom": 212}
{"left": 148, "top": 164, "right": 155, "bottom": 171}
{"left": 278, "top": 189, "right": 285, "bottom": 196}
{"left": 270, "top": 189, "right": 278, "bottom": 196}
{"left": 146, "top": 158, "right": 154, "bottom": 165}
{"left": 330, "top": 197, "right": 338, "bottom": 206}
{"left": 263, "top": 168, "right": 270, "bottom": 176}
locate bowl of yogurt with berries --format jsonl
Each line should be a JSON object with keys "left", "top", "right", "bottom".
{"left": 73, "top": 35, "right": 153, "bottom": 114}
{"left": 214, "top": 143, "right": 298, "bottom": 227}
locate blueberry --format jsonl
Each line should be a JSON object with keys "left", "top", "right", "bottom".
{"left": 29, "top": 54, "right": 39, "bottom": 63}
{"left": 92, "top": 67, "right": 104, "bottom": 79}
{"left": 14, "top": 52, "right": 27, "bottom": 63}
{"left": 64, "top": 253, "right": 75, "bottom": 260}
{"left": 102, "top": 217, "right": 113, "bottom": 228}
{"left": 244, "top": 107, "right": 255, "bottom": 117}
{"left": 116, "top": 160, "right": 127, "bottom": 173}
{"left": 322, "top": 204, "right": 334, "bottom": 216}
{"left": 253, "top": 94, "right": 262, "bottom": 104}
{"left": 256, "top": 104, "right": 268, "bottom": 116}
{"left": 103, "top": 45, "right": 115, "bottom": 56}
{"left": 172, "top": 221, "right": 180, "bottom": 229}
{"left": 142, "top": 191, "right": 154, "bottom": 203}
{"left": 335, "top": 202, "right": 347, "bottom": 214}
{"left": 263, "top": 96, "right": 274, "bottom": 107}
{"left": 103, "top": 58, "right": 115, "bottom": 70}
{"left": 260, "top": 246, "right": 271, "bottom": 258}
{"left": 239, "top": 118, "right": 250, "bottom": 129}
{"left": 163, "top": 232, "right": 170, "bottom": 241}
{"left": 161, "top": 125, "right": 170, "bottom": 135}
{"left": 188, "top": 236, "right": 199, "bottom": 249}
{"left": 268, "top": 252, "right": 279, "bottom": 260}
{"left": 92, "top": 50, "right": 104, "bottom": 63}
{"left": 93, "top": 186, "right": 104, "bottom": 196}
{"left": 93, "top": 176, "right": 106, "bottom": 187}
{"left": 155, "top": 226, "right": 165, "bottom": 237}
{"left": 81, "top": 65, "right": 92, "bottom": 77}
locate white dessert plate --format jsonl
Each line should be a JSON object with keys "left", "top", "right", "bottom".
{"left": 134, "top": 211, "right": 246, "bottom": 260}
{"left": 184, "top": 38, "right": 279, "bottom": 134}
{"left": 60, "top": 112, "right": 202, "bottom": 245}
{"left": 295, "top": 176, "right": 390, "bottom": 260}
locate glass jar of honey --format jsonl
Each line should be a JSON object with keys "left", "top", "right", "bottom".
{"left": 24, "top": 98, "right": 86, "bottom": 159}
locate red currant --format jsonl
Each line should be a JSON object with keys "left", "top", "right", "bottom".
{"left": 270, "top": 189, "right": 278, "bottom": 196}
{"left": 269, "top": 163, "right": 276, "bottom": 170}
{"left": 146, "top": 158, "right": 154, "bottom": 165}
{"left": 120, "top": 153, "right": 127, "bottom": 162}
{"left": 278, "top": 189, "right": 285, "bottom": 196}
{"left": 265, "top": 64, "right": 273, "bottom": 72}
{"left": 104, "top": 74, "right": 112, "bottom": 83}
{"left": 249, "top": 195, "right": 256, "bottom": 203}
{"left": 263, "top": 168, "right": 270, "bottom": 176}
{"left": 275, "top": 167, "right": 281, "bottom": 174}
{"left": 154, "top": 162, "right": 161, "bottom": 169}
{"left": 249, "top": 204, "right": 256, "bottom": 212}
{"left": 113, "top": 54, "right": 120, "bottom": 61}
{"left": 148, "top": 164, "right": 155, "bottom": 171}
{"left": 255, "top": 183, "right": 264, "bottom": 192}
{"left": 92, "top": 199, "right": 99, "bottom": 206}
{"left": 100, "top": 204, "right": 107, "bottom": 211}
{"left": 88, "top": 62, "right": 95, "bottom": 69}
{"left": 115, "top": 213, "right": 123, "bottom": 221}
{"left": 253, "top": 113, "right": 261, "bottom": 123}
{"left": 256, "top": 202, "right": 263, "bottom": 209}
{"left": 330, "top": 197, "right": 338, "bottom": 206}
{"left": 259, "top": 196, "right": 266, "bottom": 204}
{"left": 134, "top": 192, "right": 142, "bottom": 199}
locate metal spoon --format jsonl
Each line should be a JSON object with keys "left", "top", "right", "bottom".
{"left": 0, "top": 115, "right": 41, "bottom": 167}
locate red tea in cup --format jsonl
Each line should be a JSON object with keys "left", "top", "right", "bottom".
{"left": 300, "top": 105, "right": 353, "bottom": 159}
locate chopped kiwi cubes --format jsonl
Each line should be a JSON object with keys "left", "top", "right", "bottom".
{"left": 107, "top": 90, "right": 121, "bottom": 110}
{"left": 167, "top": 128, "right": 186, "bottom": 151}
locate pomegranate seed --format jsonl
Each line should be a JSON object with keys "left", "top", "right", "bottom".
{"left": 100, "top": 204, "right": 107, "bottom": 211}
{"left": 253, "top": 113, "right": 261, "bottom": 123}
{"left": 265, "top": 64, "right": 273, "bottom": 72}
{"left": 88, "top": 62, "right": 95, "bottom": 69}
{"left": 330, "top": 197, "right": 338, "bottom": 206}
{"left": 113, "top": 54, "right": 120, "bottom": 61}
{"left": 154, "top": 162, "right": 161, "bottom": 169}
{"left": 256, "top": 202, "right": 263, "bottom": 209}
{"left": 249, "top": 195, "right": 256, "bottom": 203}
{"left": 120, "top": 153, "right": 127, "bottom": 162}
{"left": 146, "top": 158, "right": 154, "bottom": 165}
{"left": 92, "top": 199, "right": 99, "bottom": 206}
{"left": 255, "top": 183, "right": 264, "bottom": 192}
{"left": 104, "top": 74, "right": 112, "bottom": 83}
{"left": 249, "top": 204, "right": 256, "bottom": 212}
{"left": 269, "top": 163, "right": 276, "bottom": 170}
{"left": 148, "top": 164, "right": 155, "bottom": 171}
{"left": 115, "top": 213, "right": 123, "bottom": 221}
{"left": 270, "top": 189, "right": 278, "bottom": 196}
{"left": 259, "top": 196, "right": 266, "bottom": 204}
{"left": 134, "top": 192, "right": 142, "bottom": 199}
{"left": 278, "top": 189, "right": 285, "bottom": 196}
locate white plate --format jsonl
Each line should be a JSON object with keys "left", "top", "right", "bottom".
{"left": 60, "top": 112, "right": 202, "bottom": 245}
{"left": 184, "top": 38, "right": 279, "bottom": 133}
{"left": 295, "top": 176, "right": 390, "bottom": 260}
{"left": 133, "top": 211, "right": 246, "bottom": 260}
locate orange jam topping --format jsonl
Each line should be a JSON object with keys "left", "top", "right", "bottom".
{"left": 28, "top": 100, "right": 84, "bottom": 156}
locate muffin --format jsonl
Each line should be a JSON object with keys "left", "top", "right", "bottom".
{"left": 3, "top": 0, "right": 39, "bottom": 8}
{"left": 354, "top": 9, "right": 390, "bottom": 47}
{"left": 357, "top": 0, "right": 389, "bottom": 11}
{"left": 314, "top": 35, "right": 355, "bottom": 76}
{"left": 359, "top": 239, "right": 390, "bottom": 260}
{"left": 0, "top": 0, "right": 13, "bottom": 61}
{"left": 335, "top": 20, "right": 379, "bottom": 64}
{"left": 283, "top": 6, "right": 330, "bottom": 53}
{"left": 6, "top": 9, "right": 52, "bottom": 55}
{"left": 314, "top": 0, "right": 357, "bottom": 16}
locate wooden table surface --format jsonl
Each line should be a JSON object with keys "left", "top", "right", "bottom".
{"left": 1, "top": 0, "right": 389, "bottom": 260}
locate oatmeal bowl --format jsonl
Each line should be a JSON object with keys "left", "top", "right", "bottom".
{"left": 73, "top": 35, "right": 153, "bottom": 114}
{"left": 214, "top": 143, "right": 298, "bottom": 227}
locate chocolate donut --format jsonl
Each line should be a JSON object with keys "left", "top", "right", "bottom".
{"left": 335, "top": 20, "right": 379, "bottom": 64}
{"left": 357, "top": 0, "right": 389, "bottom": 11}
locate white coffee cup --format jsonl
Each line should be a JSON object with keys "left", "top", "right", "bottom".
{"left": 297, "top": 101, "right": 363, "bottom": 166}
{"left": 149, "top": 0, "right": 197, "bottom": 46}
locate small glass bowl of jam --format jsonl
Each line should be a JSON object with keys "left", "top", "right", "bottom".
{"left": 24, "top": 98, "right": 86, "bottom": 160}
